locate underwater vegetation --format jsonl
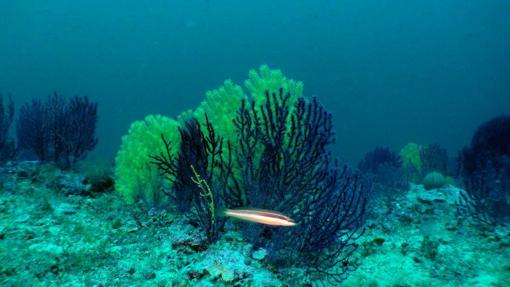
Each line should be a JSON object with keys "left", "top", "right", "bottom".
{"left": 0, "top": 92, "right": 98, "bottom": 169}
{"left": 16, "top": 93, "right": 98, "bottom": 169}
{"left": 420, "top": 143, "right": 449, "bottom": 176}
{"left": 0, "top": 94, "right": 16, "bottom": 164}
{"left": 357, "top": 144, "right": 451, "bottom": 215}
{"left": 358, "top": 147, "right": 407, "bottom": 211}
{"left": 457, "top": 115, "right": 510, "bottom": 226}
{"left": 399, "top": 142, "right": 423, "bottom": 182}
{"left": 114, "top": 114, "right": 180, "bottom": 207}
{"left": 151, "top": 115, "right": 235, "bottom": 243}
{"left": 358, "top": 146, "right": 402, "bottom": 174}
{"left": 422, "top": 171, "right": 447, "bottom": 191}
{"left": 399, "top": 142, "right": 450, "bottom": 185}
{"left": 119, "top": 65, "right": 367, "bottom": 283}
{"left": 231, "top": 89, "right": 366, "bottom": 282}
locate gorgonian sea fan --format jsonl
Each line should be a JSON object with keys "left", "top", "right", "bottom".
{"left": 234, "top": 88, "right": 366, "bottom": 283}
{"left": 16, "top": 93, "right": 98, "bottom": 169}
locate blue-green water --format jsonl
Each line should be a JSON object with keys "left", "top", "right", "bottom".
{"left": 2, "top": 1, "right": 509, "bottom": 163}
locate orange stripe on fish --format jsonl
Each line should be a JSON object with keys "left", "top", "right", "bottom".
{"left": 220, "top": 208, "right": 296, "bottom": 227}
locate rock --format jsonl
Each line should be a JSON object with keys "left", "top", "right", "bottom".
{"left": 188, "top": 241, "right": 208, "bottom": 252}
{"left": 187, "top": 269, "right": 208, "bottom": 280}
{"left": 398, "top": 214, "right": 413, "bottom": 225}
{"left": 143, "top": 271, "right": 156, "bottom": 280}
{"left": 48, "top": 226, "right": 61, "bottom": 236}
{"left": 423, "top": 171, "right": 446, "bottom": 190}
{"left": 85, "top": 174, "right": 114, "bottom": 193}
{"left": 221, "top": 269, "right": 235, "bottom": 283}
{"left": 111, "top": 218, "right": 123, "bottom": 229}
{"left": 420, "top": 236, "right": 440, "bottom": 260}
{"left": 0, "top": 177, "right": 16, "bottom": 193}
{"left": 55, "top": 203, "right": 79, "bottom": 215}
{"left": 16, "top": 170, "right": 30, "bottom": 179}
{"left": 207, "top": 264, "right": 237, "bottom": 283}
{"left": 125, "top": 224, "right": 139, "bottom": 233}
{"left": 252, "top": 249, "right": 267, "bottom": 261}
{"left": 373, "top": 238, "right": 385, "bottom": 246}
{"left": 49, "top": 173, "right": 92, "bottom": 196}
{"left": 416, "top": 188, "right": 449, "bottom": 209}
{"left": 0, "top": 267, "right": 16, "bottom": 277}
{"left": 417, "top": 197, "right": 433, "bottom": 205}
{"left": 361, "top": 237, "right": 387, "bottom": 257}
{"left": 172, "top": 238, "right": 208, "bottom": 253}
{"left": 15, "top": 161, "right": 40, "bottom": 179}
{"left": 223, "top": 230, "right": 244, "bottom": 242}
{"left": 23, "top": 230, "right": 36, "bottom": 240}
{"left": 15, "top": 214, "right": 31, "bottom": 223}
{"left": 28, "top": 243, "right": 64, "bottom": 256}
{"left": 401, "top": 242, "right": 410, "bottom": 255}
{"left": 148, "top": 207, "right": 163, "bottom": 217}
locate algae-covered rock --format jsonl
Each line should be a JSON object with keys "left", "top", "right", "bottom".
{"left": 143, "top": 270, "right": 156, "bottom": 280}
{"left": 48, "top": 172, "right": 92, "bottom": 196}
{"left": 423, "top": 171, "right": 446, "bottom": 190}
{"left": 252, "top": 248, "right": 267, "bottom": 261}
{"left": 182, "top": 240, "right": 282, "bottom": 287}
{"left": 28, "top": 243, "right": 64, "bottom": 256}
{"left": 420, "top": 236, "right": 440, "bottom": 260}
{"left": 54, "top": 203, "right": 79, "bottom": 215}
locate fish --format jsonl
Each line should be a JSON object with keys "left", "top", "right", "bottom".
{"left": 219, "top": 208, "right": 296, "bottom": 227}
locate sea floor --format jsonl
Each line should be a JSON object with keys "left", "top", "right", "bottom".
{"left": 0, "top": 162, "right": 509, "bottom": 287}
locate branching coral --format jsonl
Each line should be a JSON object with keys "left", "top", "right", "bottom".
{"left": 358, "top": 146, "right": 402, "bottom": 174}
{"left": 190, "top": 164, "right": 216, "bottom": 235}
{"left": 457, "top": 115, "right": 510, "bottom": 226}
{"left": 460, "top": 115, "right": 510, "bottom": 178}
{"left": 151, "top": 115, "right": 236, "bottom": 243}
{"left": 195, "top": 80, "right": 246, "bottom": 144}
{"left": 17, "top": 99, "right": 48, "bottom": 160}
{"left": 245, "top": 64, "right": 303, "bottom": 109}
{"left": 233, "top": 88, "right": 366, "bottom": 282}
{"left": 16, "top": 93, "right": 97, "bottom": 169}
{"left": 115, "top": 114, "right": 180, "bottom": 207}
{"left": 62, "top": 96, "right": 98, "bottom": 167}
{"left": 420, "top": 143, "right": 449, "bottom": 176}
{"left": 0, "top": 94, "right": 16, "bottom": 163}
{"left": 400, "top": 143, "right": 422, "bottom": 182}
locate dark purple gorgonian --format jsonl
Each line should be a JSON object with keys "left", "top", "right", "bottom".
{"left": 16, "top": 92, "right": 98, "bottom": 169}
{"left": 0, "top": 94, "right": 16, "bottom": 163}
{"left": 457, "top": 115, "right": 510, "bottom": 226}
{"left": 234, "top": 88, "right": 366, "bottom": 283}
{"left": 151, "top": 115, "right": 235, "bottom": 243}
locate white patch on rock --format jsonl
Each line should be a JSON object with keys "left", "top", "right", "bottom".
{"left": 28, "top": 243, "right": 64, "bottom": 256}
{"left": 252, "top": 248, "right": 267, "bottom": 261}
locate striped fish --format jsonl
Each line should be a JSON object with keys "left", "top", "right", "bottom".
{"left": 220, "top": 208, "right": 296, "bottom": 227}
